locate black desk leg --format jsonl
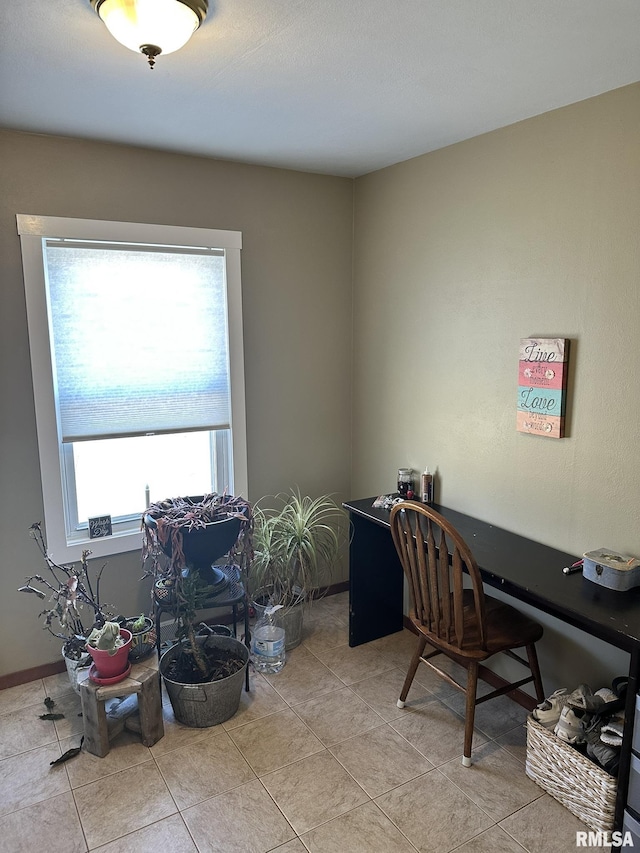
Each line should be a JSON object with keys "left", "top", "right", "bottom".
{"left": 614, "top": 646, "right": 639, "bottom": 832}
{"left": 348, "top": 512, "right": 404, "bottom": 647}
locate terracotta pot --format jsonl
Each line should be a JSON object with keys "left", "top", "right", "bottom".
{"left": 86, "top": 628, "right": 132, "bottom": 679}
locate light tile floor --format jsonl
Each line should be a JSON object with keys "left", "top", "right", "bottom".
{"left": 0, "top": 592, "right": 610, "bottom": 852}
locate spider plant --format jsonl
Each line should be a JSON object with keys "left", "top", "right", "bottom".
{"left": 249, "top": 490, "right": 348, "bottom": 608}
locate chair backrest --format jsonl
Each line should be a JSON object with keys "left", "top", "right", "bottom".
{"left": 390, "top": 502, "right": 487, "bottom": 651}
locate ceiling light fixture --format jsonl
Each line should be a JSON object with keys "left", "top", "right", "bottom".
{"left": 91, "top": 0, "right": 208, "bottom": 69}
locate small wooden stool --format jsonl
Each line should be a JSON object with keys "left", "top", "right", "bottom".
{"left": 78, "top": 659, "right": 164, "bottom": 757}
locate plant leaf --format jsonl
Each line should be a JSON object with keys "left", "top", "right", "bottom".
{"left": 17, "top": 584, "right": 46, "bottom": 599}
{"left": 50, "top": 737, "right": 84, "bottom": 765}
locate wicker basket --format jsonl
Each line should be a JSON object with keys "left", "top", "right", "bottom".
{"left": 525, "top": 715, "right": 617, "bottom": 833}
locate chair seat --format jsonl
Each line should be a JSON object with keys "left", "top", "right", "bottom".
{"left": 412, "top": 589, "right": 543, "bottom": 661}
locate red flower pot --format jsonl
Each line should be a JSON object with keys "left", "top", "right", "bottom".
{"left": 86, "top": 628, "right": 132, "bottom": 680}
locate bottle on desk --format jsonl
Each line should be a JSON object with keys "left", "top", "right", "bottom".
{"left": 420, "top": 467, "right": 433, "bottom": 504}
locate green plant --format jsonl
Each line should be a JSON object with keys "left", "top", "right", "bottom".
{"left": 86, "top": 621, "right": 125, "bottom": 655}
{"left": 128, "top": 614, "right": 148, "bottom": 633}
{"left": 249, "top": 490, "right": 348, "bottom": 608}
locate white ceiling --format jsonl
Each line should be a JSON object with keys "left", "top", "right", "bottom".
{"left": 1, "top": 0, "right": 639, "bottom": 177}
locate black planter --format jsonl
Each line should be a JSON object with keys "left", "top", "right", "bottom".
{"left": 145, "top": 496, "right": 243, "bottom": 584}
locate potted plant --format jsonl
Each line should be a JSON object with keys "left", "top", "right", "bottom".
{"left": 85, "top": 620, "right": 132, "bottom": 682}
{"left": 141, "top": 493, "right": 254, "bottom": 727}
{"left": 249, "top": 490, "right": 349, "bottom": 649}
{"left": 120, "top": 613, "right": 155, "bottom": 661}
{"left": 19, "top": 523, "right": 115, "bottom": 693}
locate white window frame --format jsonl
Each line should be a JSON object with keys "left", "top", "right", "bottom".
{"left": 17, "top": 214, "right": 248, "bottom": 563}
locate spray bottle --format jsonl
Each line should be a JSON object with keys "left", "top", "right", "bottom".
{"left": 420, "top": 467, "right": 433, "bottom": 504}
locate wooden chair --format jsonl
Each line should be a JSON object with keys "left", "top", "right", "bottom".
{"left": 390, "top": 501, "right": 545, "bottom": 766}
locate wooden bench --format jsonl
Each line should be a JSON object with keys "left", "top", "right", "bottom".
{"left": 78, "top": 658, "right": 164, "bottom": 757}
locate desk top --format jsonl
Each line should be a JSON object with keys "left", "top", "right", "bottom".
{"left": 344, "top": 497, "right": 640, "bottom": 652}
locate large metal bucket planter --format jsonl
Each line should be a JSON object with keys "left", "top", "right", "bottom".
{"left": 160, "top": 634, "right": 249, "bottom": 727}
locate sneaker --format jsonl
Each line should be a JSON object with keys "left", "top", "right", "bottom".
{"left": 533, "top": 688, "right": 570, "bottom": 730}
{"left": 566, "top": 683, "right": 605, "bottom": 713}
{"left": 554, "top": 705, "right": 588, "bottom": 744}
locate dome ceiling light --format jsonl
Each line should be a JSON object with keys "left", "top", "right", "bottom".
{"left": 91, "top": 0, "right": 208, "bottom": 69}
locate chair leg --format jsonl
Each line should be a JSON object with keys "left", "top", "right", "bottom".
{"left": 526, "top": 643, "right": 545, "bottom": 703}
{"left": 462, "top": 661, "right": 479, "bottom": 767}
{"left": 397, "top": 635, "right": 427, "bottom": 708}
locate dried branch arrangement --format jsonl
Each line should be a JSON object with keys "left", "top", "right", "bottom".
{"left": 19, "top": 523, "right": 114, "bottom": 658}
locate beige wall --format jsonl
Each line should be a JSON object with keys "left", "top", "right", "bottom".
{"left": 0, "top": 131, "right": 353, "bottom": 676}
{"left": 352, "top": 83, "right": 640, "bottom": 690}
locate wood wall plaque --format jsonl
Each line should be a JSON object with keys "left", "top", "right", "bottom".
{"left": 517, "top": 338, "right": 568, "bottom": 438}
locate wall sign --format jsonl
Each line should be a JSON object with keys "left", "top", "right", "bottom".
{"left": 517, "top": 338, "right": 568, "bottom": 438}
{"left": 88, "top": 515, "right": 113, "bottom": 539}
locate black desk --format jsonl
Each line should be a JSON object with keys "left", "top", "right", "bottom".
{"left": 343, "top": 496, "right": 640, "bottom": 829}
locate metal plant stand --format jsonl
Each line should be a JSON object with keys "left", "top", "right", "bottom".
{"left": 154, "top": 563, "right": 251, "bottom": 691}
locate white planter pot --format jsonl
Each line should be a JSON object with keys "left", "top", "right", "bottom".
{"left": 63, "top": 649, "right": 91, "bottom": 694}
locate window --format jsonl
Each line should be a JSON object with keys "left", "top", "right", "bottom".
{"left": 18, "top": 215, "right": 247, "bottom": 561}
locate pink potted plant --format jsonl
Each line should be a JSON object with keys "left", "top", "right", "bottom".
{"left": 85, "top": 621, "right": 132, "bottom": 683}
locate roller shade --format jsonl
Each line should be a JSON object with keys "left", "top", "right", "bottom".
{"left": 44, "top": 241, "right": 230, "bottom": 442}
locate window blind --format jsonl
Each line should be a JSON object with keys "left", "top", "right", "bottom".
{"left": 45, "top": 241, "right": 231, "bottom": 442}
